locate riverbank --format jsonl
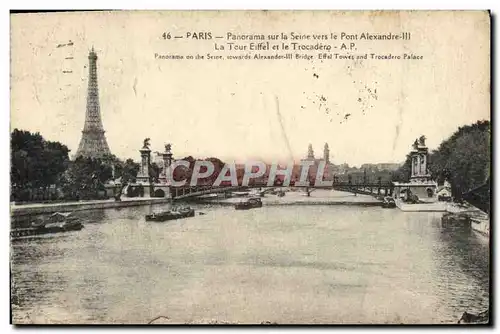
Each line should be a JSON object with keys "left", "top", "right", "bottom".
{"left": 10, "top": 197, "right": 171, "bottom": 217}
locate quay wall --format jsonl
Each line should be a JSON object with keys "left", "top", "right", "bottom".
{"left": 11, "top": 198, "right": 171, "bottom": 218}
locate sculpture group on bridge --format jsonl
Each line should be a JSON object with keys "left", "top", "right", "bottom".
{"left": 412, "top": 135, "right": 426, "bottom": 150}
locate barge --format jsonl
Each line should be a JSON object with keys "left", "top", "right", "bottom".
{"left": 145, "top": 207, "right": 195, "bottom": 222}
{"left": 235, "top": 197, "right": 262, "bottom": 210}
{"left": 381, "top": 196, "right": 396, "bottom": 208}
{"left": 11, "top": 212, "right": 83, "bottom": 239}
{"left": 441, "top": 212, "right": 471, "bottom": 230}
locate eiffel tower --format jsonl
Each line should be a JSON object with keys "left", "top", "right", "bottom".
{"left": 75, "top": 47, "right": 111, "bottom": 159}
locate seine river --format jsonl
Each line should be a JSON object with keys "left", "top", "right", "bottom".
{"left": 11, "top": 201, "right": 489, "bottom": 324}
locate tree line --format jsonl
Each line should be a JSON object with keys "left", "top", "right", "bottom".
{"left": 10, "top": 129, "right": 141, "bottom": 202}
{"left": 10, "top": 129, "right": 230, "bottom": 201}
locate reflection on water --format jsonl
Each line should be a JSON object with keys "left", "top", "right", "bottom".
{"left": 434, "top": 226, "right": 490, "bottom": 319}
{"left": 11, "top": 204, "right": 489, "bottom": 324}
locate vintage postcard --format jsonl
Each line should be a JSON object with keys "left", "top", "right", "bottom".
{"left": 10, "top": 10, "right": 490, "bottom": 325}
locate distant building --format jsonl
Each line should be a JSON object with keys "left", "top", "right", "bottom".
{"left": 298, "top": 143, "right": 334, "bottom": 182}
{"left": 376, "top": 163, "right": 401, "bottom": 171}
{"left": 337, "top": 163, "right": 350, "bottom": 175}
{"left": 360, "top": 163, "right": 401, "bottom": 172}
{"left": 307, "top": 144, "right": 315, "bottom": 160}
{"left": 323, "top": 143, "right": 330, "bottom": 164}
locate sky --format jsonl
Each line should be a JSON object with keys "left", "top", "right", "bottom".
{"left": 10, "top": 11, "right": 490, "bottom": 166}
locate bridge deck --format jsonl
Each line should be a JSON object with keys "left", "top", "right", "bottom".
{"left": 171, "top": 183, "right": 393, "bottom": 200}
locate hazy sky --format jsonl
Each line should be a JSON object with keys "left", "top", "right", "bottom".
{"left": 10, "top": 11, "right": 490, "bottom": 166}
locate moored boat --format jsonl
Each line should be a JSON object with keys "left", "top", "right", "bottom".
{"left": 11, "top": 212, "right": 83, "bottom": 239}
{"left": 235, "top": 197, "right": 262, "bottom": 210}
{"left": 470, "top": 217, "right": 489, "bottom": 239}
{"left": 381, "top": 196, "right": 396, "bottom": 208}
{"left": 441, "top": 212, "right": 471, "bottom": 229}
{"left": 458, "top": 309, "right": 489, "bottom": 324}
{"left": 145, "top": 206, "right": 195, "bottom": 222}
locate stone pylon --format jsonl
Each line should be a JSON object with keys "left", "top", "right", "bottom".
{"left": 136, "top": 140, "right": 152, "bottom": 197}
{"left": 158, "top": 144, "right": 173, "bottom": 184}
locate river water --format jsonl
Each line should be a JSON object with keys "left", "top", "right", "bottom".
{"left": 10, "top": 202, "right": 489, "bottom": 324}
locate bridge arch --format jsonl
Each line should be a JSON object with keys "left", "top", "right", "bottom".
{"left": 153, "top": 189, "right": 165, "bottom": 197}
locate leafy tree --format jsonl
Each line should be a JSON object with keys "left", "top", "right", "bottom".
{"left": 111, "top": 158, "right": 140, "bottom": 185}
{"left": 428, "top": 120, "right": 490, "bottom": 197}
{"left": 173, "top": 156, "right": 195, "bottom": 183}
{"left": 204, "top": 157, "right": 225, "bottom": 185}
{"left": 166, "top": 156, "right": 230, "bottom": 186}
{"left": 11, "top": 129, "right": 70, "bottom": 200}
{"left": 62, "top": 157, "right": 113, "bottom": 200}
{"left": 44, "top": 140, "right": 71, "bottom": 186}
{"left": 391, "top": 154, "right": 412, "bottom": 182}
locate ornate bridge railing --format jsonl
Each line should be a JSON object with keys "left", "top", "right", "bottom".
{"left": 171, "top": 185, "right": 242, "bottom": 200}
{"left": 170, "top": 182, "right": 394, "bottom": 200}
